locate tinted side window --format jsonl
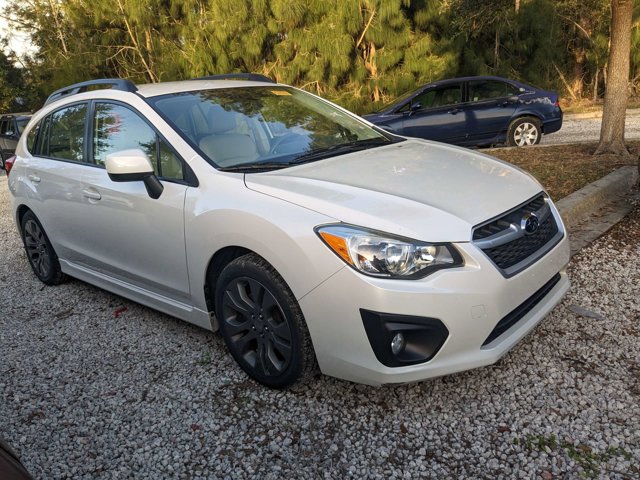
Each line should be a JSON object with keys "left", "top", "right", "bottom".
{"left": 93, "top": 102, "right": 184, "bottom": 181}
{"left": 0, "top": 119, "right": 8, "bottom": 135}
{"left": 468, "top": 81, "right": 518, "bottom": 102}
{"left": 26, "top": 121, "right": 41, "bottom": 153}
{"left": 412, "top": 85, "right": 462, "bottom": 110}
{"left": 46, "top": 104, "right": 88, "bottom": 162}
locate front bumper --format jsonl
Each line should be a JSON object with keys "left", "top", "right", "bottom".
{"left": 299, "top": 232, "right": 570, "bottom": 386}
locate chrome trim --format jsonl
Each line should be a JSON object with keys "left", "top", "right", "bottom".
{"left": 473, "top": 197, "right": 551, "bottom": 250}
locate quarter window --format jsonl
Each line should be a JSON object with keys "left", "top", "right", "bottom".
{"left": 93, "top": 102, "right": 184, "bottom": 181}
{"left": 45, "top": 104, "right": 88, "bottom": 162}
{"left": 26, "top": 121, "right": 41, "bottom": 153}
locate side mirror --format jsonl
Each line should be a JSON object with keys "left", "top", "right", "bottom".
{"left": 5, "top": 130, "right": 14, "bottom": 137}
{"left": 106, "top": 149, "right": 163, "bottom": 199}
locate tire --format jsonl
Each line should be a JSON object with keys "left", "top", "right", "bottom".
{"left": 0, "top": 152, "right": 5, "bottom": 171}
{"left": 507, "top": 117, "right": 542, "bottom": 147}
{"left": 214, "top": 253, "right": 316, "bottom": 388}
{"left": 20, "top": 211, "right": 67, "bottom": 285}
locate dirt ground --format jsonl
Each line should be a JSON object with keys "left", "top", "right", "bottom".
{"left": 486, "top": 141, "right": 639, "bottom": 201}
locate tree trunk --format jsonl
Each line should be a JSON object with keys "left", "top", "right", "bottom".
{"left": 595, "top": 0, "right": 633, "bottom": 157}
{"left": 593, "top": 67, "right": 599, "bottom": 102}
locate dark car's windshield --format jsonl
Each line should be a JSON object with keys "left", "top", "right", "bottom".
{"left": 150, "top": 86, "right": 396, "bottom": 171}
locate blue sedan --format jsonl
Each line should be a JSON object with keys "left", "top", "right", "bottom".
{"left": 363, "top": 76, "right": 562, "bottom": 147}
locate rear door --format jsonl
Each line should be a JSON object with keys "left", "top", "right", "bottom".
{"left": 23, "top": 103, "right": 92, "bottom": 261}
{"left": 464, "top": 79, "right": 519, "bottom": 143}
{"left": 400, "top": 83, "right": 467, "bottom": 143}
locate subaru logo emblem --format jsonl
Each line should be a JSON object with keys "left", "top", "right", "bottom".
{"left": 521, "top": 212, "right": 540, "bottom": 235}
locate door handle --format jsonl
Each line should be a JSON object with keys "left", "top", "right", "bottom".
{"left": 28, "top": 174, "right": 41, "bottom": 183}
{"left": 82, "top": 188, "right": 102, "bottom": 201}
{"left": 448, "top": 108, "right": 462, "bottom": 115}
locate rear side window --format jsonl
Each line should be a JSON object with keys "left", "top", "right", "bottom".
{"left": 0, "top": 119, "right": 8, "bottom": 135}
{"left": 93, "top": 102, "right": 184, "bottom": 181}
{"left": 45, "top": 104, "right": 88, "bottom": 162}
{"left": 468, "top": 80, "right": 518, "bottom": 102}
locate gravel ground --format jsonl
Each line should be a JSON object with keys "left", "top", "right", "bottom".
{"left": 541, "top": 110, "right": 640, "bottom": 145}
{"left": 1, "top": 170, "right": 639, "bottom": 479}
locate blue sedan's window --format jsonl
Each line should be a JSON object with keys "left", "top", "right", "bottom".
{"left": 406, "top": 85, "right": 462, "bottom": 111}
{"left": 468, "top": 80, "right": 518, "bottom": 102}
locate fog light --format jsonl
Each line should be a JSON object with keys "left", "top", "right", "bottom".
{"left": 390, "top": 333, "right": 406, "bottom": 355}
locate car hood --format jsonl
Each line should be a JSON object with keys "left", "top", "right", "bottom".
{"left": 244, "top": 139, "right": 543, "bottom": 242}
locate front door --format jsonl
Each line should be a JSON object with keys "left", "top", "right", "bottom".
{"left": 400, "top": 83, "right": 467, "bottom": 144}
{"left": 76, "top": 101, "right": 191, "bottom": 301}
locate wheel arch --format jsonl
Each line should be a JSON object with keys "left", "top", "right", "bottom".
{"left": 509, "top": 112, "right": 544, "bottom": 131}
{"left": 15, "top": 204, "right": 32, "bottom": 233}
{"left": 203, "top": 245, "right": 252, "bottom": 315}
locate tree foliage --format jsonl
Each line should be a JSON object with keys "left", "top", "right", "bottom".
{"left": 0, "top": 0, "right": 639, "bottom": 115}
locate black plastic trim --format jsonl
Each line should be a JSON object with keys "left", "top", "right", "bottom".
{"left": 361, "top": 309, "right": 449, "bottom": 367}
{"left": 193, "top": 73, "right": 276, "bottom": 83}
{"left": 45, "top": 79, "right": 138, "bottom": 106}
{"left": 482, "top": 272, "right": 561, "bottom": 346}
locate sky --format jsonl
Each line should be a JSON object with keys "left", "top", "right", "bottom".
{"left": 0, "top": 0, "right": 36, "bottom": 59}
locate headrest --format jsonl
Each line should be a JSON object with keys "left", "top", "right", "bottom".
{"left": 207, "top": 104, "right": 238, "bottom": 134}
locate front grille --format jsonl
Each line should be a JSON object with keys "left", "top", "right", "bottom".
{"left": 483, "top": 215, "right": 557, "bottom": 269}
{"left": 472, "top": 193, "right": 563, "bottom": 277}
{"left": 482, "top": 273, "right": 561, "bottom": 346}
{"left": 473, "top": 195, "right": 546, "bottom": 241}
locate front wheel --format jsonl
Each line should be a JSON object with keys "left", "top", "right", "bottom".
{"left": 507, "top": 117, "right": 542, "bottom": 147}
{"left": 214, "top": 253, "right": 316, "bottom": 388}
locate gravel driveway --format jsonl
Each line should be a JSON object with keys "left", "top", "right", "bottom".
{"left": 1, "top": 170, "right": 638, "bottom": 479}
{"left": 541, "top": 110, "right": 640, "bottom": 145}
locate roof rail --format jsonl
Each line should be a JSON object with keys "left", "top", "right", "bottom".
{"left": 194, "top": 73, "right": 276, "bottom": 84}
{"left": 45, "top": 79, "right": 138, "bottom": 106}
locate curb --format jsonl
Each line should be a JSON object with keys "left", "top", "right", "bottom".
{"left": 556, "top": 165, "right": 639, "bottom": 229}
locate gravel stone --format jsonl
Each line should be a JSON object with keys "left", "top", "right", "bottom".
{"left": 1, "top": 171, "right": 639, "bottom": 479}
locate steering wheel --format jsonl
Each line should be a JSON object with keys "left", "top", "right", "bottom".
{"left": 269, "top": 133, "right": 305, "bottom": 155}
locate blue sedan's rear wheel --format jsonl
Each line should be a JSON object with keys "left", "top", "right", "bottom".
{"left": 507, "top": 117, "right": 542, "bottom": 147}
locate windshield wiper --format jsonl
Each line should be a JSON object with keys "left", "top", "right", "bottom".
{"left": 217, "top": 162, "right": 293, "bottom": 172}
{"left": 218, "top": 138, "right": 394, "bottom": 172}
{"left": 290, "top": 137, "right": 392, "bottom": 165}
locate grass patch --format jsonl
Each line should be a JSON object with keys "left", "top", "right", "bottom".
{"left": 561, "top": 98, "right": 640, "bottom": 115}
{"left": 485, "top": 141, "right": 639, "bottom": 201}
{"left": 516, "top": 434, "right": 633, "bottom": 478}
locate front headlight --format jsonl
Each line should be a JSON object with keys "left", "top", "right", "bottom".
{"left": 316, "top": 225, "right": 463, "bottom": 279}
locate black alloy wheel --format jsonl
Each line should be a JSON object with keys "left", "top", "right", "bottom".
{"left": 214, "top": 254, "right": 316, "bottom": 388}
{"left": 20, "top": 211, "right": 66, "bottom": 285}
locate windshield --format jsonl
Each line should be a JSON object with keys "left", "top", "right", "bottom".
{"left": 16, "top": 118, "right": 30, "bottom": 134}
{"left": 149, "top": 86, "right": 396, "bottom": 171}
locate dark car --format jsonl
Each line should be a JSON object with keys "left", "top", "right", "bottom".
{"left": 0, "top": 439, "right": 33, "bottom": 480}
{"left": 0, "top": 113, "right": 31, "bottom": 169}
{"left": 363, "top": 76, "right": 562, "bottom": 147}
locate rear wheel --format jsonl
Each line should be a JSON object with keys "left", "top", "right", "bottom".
{"left": 507, "top": 117, "right": 542, "bottom": 147}
{"left": 0, "top": 152, "right": 5, "bottom": 171}
{"left": 214, "top": 253, "right": 316, "bottom": 388}
{"left": 20, "top": 211, "right": 66, "bottom": 285}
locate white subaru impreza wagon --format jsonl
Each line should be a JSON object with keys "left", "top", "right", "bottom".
{"left": 7, "top": 74, "right": 570, "bottom": 388}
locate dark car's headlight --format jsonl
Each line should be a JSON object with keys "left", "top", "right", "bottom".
{"left": 316, "top": 225, "right": 463, "bottom": 279}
